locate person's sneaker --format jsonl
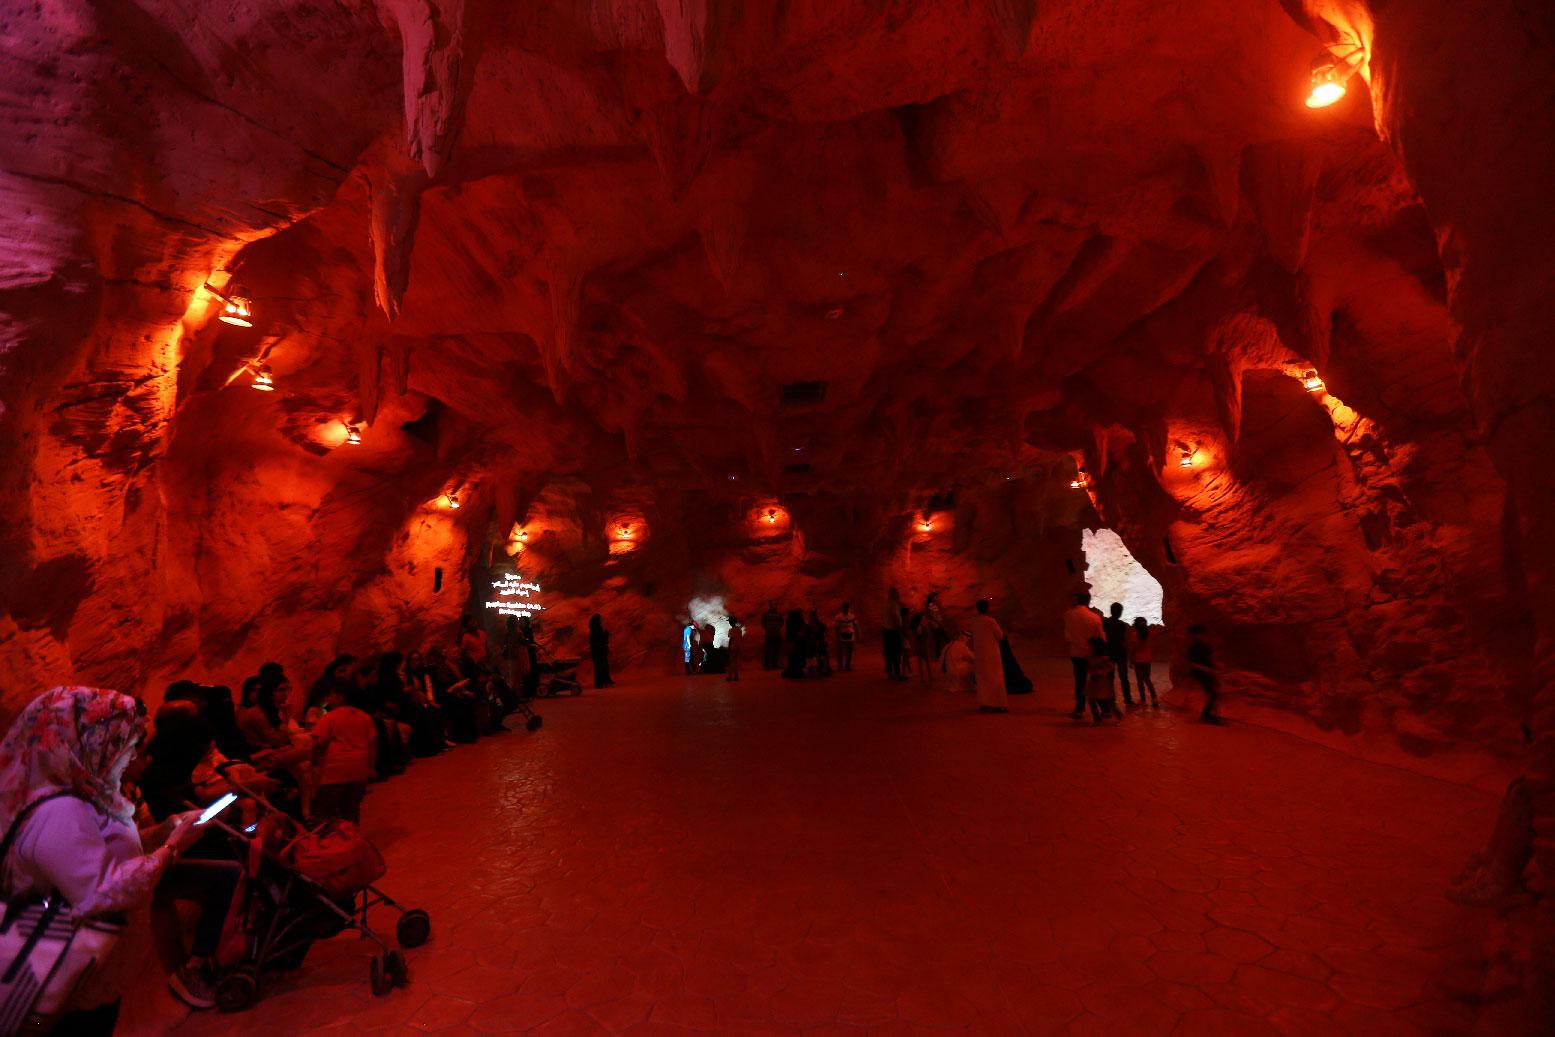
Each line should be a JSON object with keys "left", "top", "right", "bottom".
{"left": 169, "top": 963, "right": 215, "bottom": 1010}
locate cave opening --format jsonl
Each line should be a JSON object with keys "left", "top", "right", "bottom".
{"left": 1081, "top": 527, "right": 1164, "bottom": 626}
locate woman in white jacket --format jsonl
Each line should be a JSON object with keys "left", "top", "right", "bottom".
{"left": 0, "top": 687, "right": 210, "bottom": 1033}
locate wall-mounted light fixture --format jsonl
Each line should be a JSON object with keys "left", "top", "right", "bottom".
{"left": 1070, "top": 470, "right": 1090, "bottom": 490}
{"left": 764, "top": 508, "right": 778, "bottom": 524}
{"left": 345, "top": 424, "right": 362, "bottom": 445}
{"left": 918, "top": 519, "right": 933, "bottom": 532}
{"left": 617, "top": 524, "right": 633, "bottom": 539}
{"left": 1179, "top": 448, "right": 1194, "bottom": 469}
{"left": 444, "top": 493, "right": 461, "bottom": 510}
{"left": 1305, "top": 41, "right": 1364, "bottom": 109}
{"left": 203, "top": 281, "right": 255, "bottom": 327}
{"left": 1302, "top": 370, "right": 1326, "bottom": 393}
{"left": 249, "top": 362, "right": 275, "bottom": 392}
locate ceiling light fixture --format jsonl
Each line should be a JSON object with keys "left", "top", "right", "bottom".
{"left": 1305, "top": 42, "right": 1364, "bottom": 109}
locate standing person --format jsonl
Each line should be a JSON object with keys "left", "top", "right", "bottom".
{"left": 588, "top": 614, "right": 614, "bottom": 689}
{"left": 1102, "top": 603, "right": 1134, "bottom": 707}
{"left": 910, "top": 614, "right": 935, "bottom": 684}
{"left": 504, "top": 616, "right": 532, "bottom": 700}
{"left": 458, "top": 614, "right": 489, "bottom": 679}
{"left": 781, "top": 609, "right": 809, "bottom": 678}
{"left": 516, "top": 616, "right": 541, "bottom": 699}
{"left": 309, "top": 683, "right": 377, "bottom": 825}
{"left": 1063, "top": 593, "right": 1106, "bottom": 719}
{"left": 969, "top": 599, "right": 1008, "bottom": 712}
{"left": 1131, "top": 617, "right": 1159, "bottom": 706}
{"left": 882, "top": 588, "right": 907, "bottom": 680}
{"left": 924, "top": 592, "right": 948, "bottom": 660}
{"left": 726, "top": 615, "right": 744, "bottom": 682}
{"left": 701, "top": 623, "right": 718, "bottom": 672}
{"left": 683, "top": 621, "right": 698, "bottom": 674}
{"left": 1187, "top": 624, "right": 1222, "bottom": 723}
{"left": 0, "top": 687, "right": 227, "bottom": 1023}
{"left": 833, "top": 602, "right": 858, "bottom": 671}
{"left": 761, "top": 602, "right": 784, "bottom": 670}
{"left": 1086, "top": 637, "right": 1123, "bottom": 724}
{"left": 807, "top": 610, "right": 832, "bottom": 676}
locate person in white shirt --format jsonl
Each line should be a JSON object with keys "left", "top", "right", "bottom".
{"left": 969, "top": 600, "right": 1008, "bottom": 713}
{"left": 1063, "top": 592, "right": 1106, "bottom": 719}
{"left": 833, "top": 603, "right": 858, "bottom": 671}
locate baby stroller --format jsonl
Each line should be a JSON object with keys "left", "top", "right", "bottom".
{"left": 197, "top": 782, "right": 433, "bottom": 1011}
{"left": 533, "top": 645, "right": 583, "bottom": 698}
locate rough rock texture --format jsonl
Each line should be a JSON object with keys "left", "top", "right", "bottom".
{"left": 1, "top": 0, "right": 1552, "bottom": 1009}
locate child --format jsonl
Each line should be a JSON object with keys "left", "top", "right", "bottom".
{"left": 726, "top": 615, "right": 743, "bottom": 682}
{"left": 1131, "top": 617, "right": 1158, "bottom": 706}
{"left": 310, "top": 685, "right": 377, "bottom": 825}
{"left": 1187, "top": 624, "right": 1221, "bottom": 724}
{"left": 1086, "top": 637, "right": 1123, "bottom": 724}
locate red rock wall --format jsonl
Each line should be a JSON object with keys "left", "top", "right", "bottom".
{"left": 1, "top": 8, "right": 1548, "bottom": 962}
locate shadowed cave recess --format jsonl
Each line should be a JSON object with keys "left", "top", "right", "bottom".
{"left": 0, "top": 0, "right": 1552, "bottom": 1027}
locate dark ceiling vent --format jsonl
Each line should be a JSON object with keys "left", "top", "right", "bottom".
{"left": 779, "top": 381, "right": 828, "bottom": 405}
{"left": 783, "top": 462, "right": 813, "bottom": 474}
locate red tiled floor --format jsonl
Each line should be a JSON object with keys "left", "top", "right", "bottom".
{"left": 175, "top": 662, "right": 1526, "bottom": 1034}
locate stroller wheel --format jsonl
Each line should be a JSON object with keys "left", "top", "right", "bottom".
{"left": 396, "top": 908, "right": 432, "bottom": 948}
{"left": 386, "top": 950, "right": 409, "bottom": 987}
{"left": 370, "top": 955, "right": 392, "bottom": 997}
{"left": 215, "top": 967, "right": 259, "bottom": 1013}
{"left": 526, "top": 714, "right": 544, "bottom": 731}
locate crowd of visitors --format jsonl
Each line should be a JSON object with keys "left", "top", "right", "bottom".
{"left": 719, "top": 586, "right": 1206, "bottom": 724}
{"left": 0, "top": 612, "right": 559, "bottom": 1033}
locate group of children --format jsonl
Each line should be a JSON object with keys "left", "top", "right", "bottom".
{"left": 1081, "top": 613, "right": 1219, "bottom": 726}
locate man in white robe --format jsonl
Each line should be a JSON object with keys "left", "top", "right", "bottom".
{"left": 969, "top": 599, "right": 1008, "bottom": 713}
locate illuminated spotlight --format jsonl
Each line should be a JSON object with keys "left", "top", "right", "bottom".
{"left": 764, "top": 509, "right": 778, "bottom": 524}
{"left": 617, "top": 525, "right": 633, "bottom": 539}
{"left": 1070, "top": 469, "right": 1090, "bottom": 490}
{"left": 918, "top": 519, "right": 933, "bottom": 532}
{"left": 204, "top": 282, "right": 254, "bottom": 327}
{"left": 1302, "top": 369, "right": 1326, "bottom": 393}
{"left": 1305, "top": 43, "right": 1363, "bottom": 109}
{"left": 345, "top": 424, "right": 362, "bottom": 445}
{"left": 249, "top": 362, "right": 275, "bottom": 391}
{"left": 515, "top": 529, "right": 529, "bottom": 541}
{"left": 1179, "top": 449, "right": 1194, "bottom": 469}
{"left": 445, "top": 493, "right": 461, "bottom": 510}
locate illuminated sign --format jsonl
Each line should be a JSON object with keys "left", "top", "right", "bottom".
{"left": 486, "top": 572, "right": 544, "bottom": 619}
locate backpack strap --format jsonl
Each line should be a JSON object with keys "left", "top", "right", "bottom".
{"left": 0, "top": 791, "right": 81, "bottom": 896}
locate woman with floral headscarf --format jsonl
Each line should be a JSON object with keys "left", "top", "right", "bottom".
{"left": 0, "top": 687, "right": 211, "bottom": 1031}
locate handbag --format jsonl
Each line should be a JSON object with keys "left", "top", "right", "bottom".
{"left": 0, "top": 793, "right": 125, "bottom": 1036}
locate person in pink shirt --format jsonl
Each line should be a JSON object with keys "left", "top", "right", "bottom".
{"left": 1063, "top": 592, "right": 1106, "bottom": 719}
{"left": 309, "top": 686, "right": 377, "bottom": 825}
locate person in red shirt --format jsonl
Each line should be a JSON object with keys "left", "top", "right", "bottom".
{"left": 309, "top": 686, "right": 377, "bottom": 825}
{"left": 459, "top": 614, "right": 489, "bottom": 679}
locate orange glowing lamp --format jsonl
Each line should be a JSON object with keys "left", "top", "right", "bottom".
{"left": 345, "top": 424, "right": 362, "bottom": 445}
{"left": 1304, "top": 45, "right": 1361, "bottom": 109}
{"left": 918, "top": 519, "right": 932, "bottom": 532}
{"left": 1302, "top": 370, "right": 1326, "bottom": 393}
{"left": 220, "top": 294, "right": 254, "bottom": 327}
{"left": 445, "top": 493, "right": 461, "bottom": 510}
{"left": 1070, "top": 470, "right": 1089, "bottom": 490}
{"left": 1179, "top": 450, "right": 1193, "bottom": 469}
{"left": 617, "top": 525, "right": 632, "bottom": 540}
{"left": 249, "top": 363, "right": 274, "bottom": 391}
{"left": 764, "top": 509, "right": 778, "bottom": 524}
